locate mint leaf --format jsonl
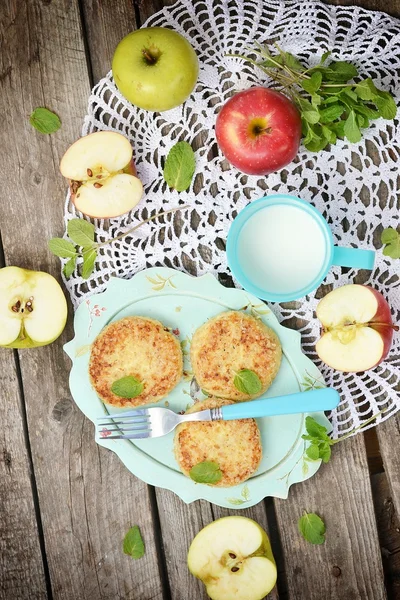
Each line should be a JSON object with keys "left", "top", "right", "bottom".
{"left": 189, "top": 461, "right": 222, "bottom": 484}
{"left": 81, "top": 248, "right": 97, "bottom": 279}
{"left": 319, "top": 104, "right": 345, "bottom": 123}
{"left": 163, "top": 141, "right": 195, "bottom": 192}
{"left": 344, "top": 111, "right": 361, "bottom": 143}
{"left": 67, "top": 218, "right": 95, "bottom": 247}
{"left": 320, "top": 50, "right": 331, "bottom": 64}
{"left": 30, "top": 107, "right": 61, "bottom": 134}
{"left": 298, "top": 512, "right": 326, "bottom": 544}
{"left": 301, "top": 72, "right": 322, "bottom": 95}
{"left": 233, "top": 369, "right": 262, "bottom": 395}
{"left": 355, "top": 78, "right": 378, "bottom": 101}
{"left": 374, "top": 91, "right": 397, "bottom": 120}
{"left": 123, "top": 526, "right": 145, "bottom": 559}
{"left": 48, "top": 238, "right": 77, "bottom": 258}
{"left": 381, "top": 227, "right": 400, "bottom": 259}
{"left": 304, "top": 416, "right": 331, "bottom": 441}
{"left": 111, "top": 376, "right": 143, "bottom": 399}
{"left": 305, "top": 444, "right": 320, "bottom": 461}
{"left": 319, "top": 443, "right": 332, "bottom": 463}
{"left": 327, "top": 61, "right": 358, "bottom": 82}
{"left": 63, "top": 256, "right": 77, "bottom": 278}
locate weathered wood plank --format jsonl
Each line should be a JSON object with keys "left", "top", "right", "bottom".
{"left": 371, "top": 471, "right": 400, "bottom": 599}
{"left": 0, "top": 349, "right": 47, "bottom": 600}
{"left": 274, "top": 434, "right": 387, "bottom": 600}
{"left": 79, "top": 0, "right": 137, "bottom": 80}
{"left": 377, "top": 415, "right": 400, "bottom": 521}
{"left": 0, "top": 1, "right": 163, "bottom": 598}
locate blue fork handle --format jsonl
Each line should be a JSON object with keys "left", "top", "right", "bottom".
{"left": 221, "top": 388, "right": 339, "bottom": 420}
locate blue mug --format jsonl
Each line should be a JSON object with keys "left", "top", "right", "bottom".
{"left": 226, "top": 194, "right": 375, "bottom": 302}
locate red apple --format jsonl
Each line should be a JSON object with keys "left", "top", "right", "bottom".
{"left": 215, "top": 87, "right": 301, "bottom": 176}
{"left": 316, "top": 284, "right": 398, "bottom": 372}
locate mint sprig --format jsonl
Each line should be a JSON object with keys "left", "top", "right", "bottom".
{"left": 233, "top": 369, "right": 262, "bottom": 395}
{"left": 381, "top": 227, "right": 400, "bottom": 259}
{"left": 189, "top": 461, "right": 223, "bottom": 484}
{"left": 123, "top": 525, "right": 145, "bottom": 559}
{"left": 30, "top": 107, "right": 61, "bottom": 134}
{"left": 111, "top": 376, "right": 143, "bottom": 399}
{"left": 229, "top": 44, "right": 397, "bottom": 151}
{"left": 48, "top": 205, "right": 188, "bottom": 280}
{"left": 298, "top": 512, "right": 326, "bottom": 545}
{"left": 163, "top": 141, "right": 196, "bottom": 191}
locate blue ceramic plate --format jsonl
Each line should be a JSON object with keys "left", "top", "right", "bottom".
{"left": 64, "top": 268, "right": 330, "bottom": 508}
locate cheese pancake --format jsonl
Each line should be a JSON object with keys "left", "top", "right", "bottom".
{"left": 89, "top": 316, "right": 183, "bottom": 407}
{"left": 174, "top": 397, "right": 262, "bottom": 487}
{"left": 191, "top": 311, "right": 281, "bottom": 401}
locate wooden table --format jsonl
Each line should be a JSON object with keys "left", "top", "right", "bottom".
{"left": 1, "top": 1, "right": 400, "bottom": 598}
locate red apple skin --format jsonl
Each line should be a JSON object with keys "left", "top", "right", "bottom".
{"left": 215, "top": 87, "right": 302, "bottom": 176}
{"left": 366, "top": 286, "right": 395, "bottom": 366}
{"left": 123, "top": 157, "right": 137, "bottom": 177}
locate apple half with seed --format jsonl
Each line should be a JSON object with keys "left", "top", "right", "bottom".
{"left": 0, "top": 267, "right": 68, "bottom": 348}
{"left": 60, "top": 131, "right": 143, "bottom": 218}
{"left": 188, "top": 516, "right": 277, "bottom": 600}
{"left": 316, "top": 284, "right": 397, "bottom": 372}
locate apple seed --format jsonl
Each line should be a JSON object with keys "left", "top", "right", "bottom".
{"left": 231, "top": 567, "right": 239, "bottom": 572}
{"left": 87, "top": 168, "right": 93, "bottom": 177}
{"left": 11, "top": 300, "right": 21, "bottom": 313}
{"left": 94, "top": 182, "right": 103, "bottom": 189}
{"left": 229, "top": 553, "right": 236, "bottom": 559}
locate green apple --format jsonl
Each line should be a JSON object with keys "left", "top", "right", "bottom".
{"left": 112, "top": 27, "right": 199, "bottom": 112}
{"left": 0, "top": 267, "right": 68, "bottom": 348}
{"left": 188, "top": 516, "right": 277, "bottom": 600}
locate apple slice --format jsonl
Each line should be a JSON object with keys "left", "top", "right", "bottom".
{"left": 188, "top": 516, "right": 277, "bottom": 600}
{"left": 316, "top": 284, "right": 397, "bottom": 372}
{"left": 60, "top": 131, "right": 143, "bottom": 218}
{"left": 0, "top": 267, "right": 68, "bottom": 348}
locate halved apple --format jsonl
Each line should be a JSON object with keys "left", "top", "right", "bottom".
{"left": 316, "top": 284, "right": 397, "bottom": 372}
{"left": 188, "top": 516, "right": 277, "bottom": 600}
{"left": 0, "top": 267, "right": 68, "bottom": 348}
{"left": 60, "top": 131, "right": 143, "bottom": 218}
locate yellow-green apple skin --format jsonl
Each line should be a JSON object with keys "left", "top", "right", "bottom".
{"left": 187, "top": 516, "right": 277, "bottom": 600}
{"left": 112, "top": 27, "right": 199, "bottom": 112}
{"left": 0, "top": 267, "right": 68, "bottom": 349}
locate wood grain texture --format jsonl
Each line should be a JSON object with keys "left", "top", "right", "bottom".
{"left": 377, "top": 415, "right": 400, "bottom": 519}
{"left": 371, "top": 472, "right": 400, "bottom": 599}
{"left": 0, "top": 349, "right": 47, "bottom": 600}
{"left": 274, "top": 434, "right": 387, "bottom": 600}
{"left": 79, "top": 0, "right": 137, "bottom": 81}
{"left": 0, "top": 1, "right": 162, "bottom": 598}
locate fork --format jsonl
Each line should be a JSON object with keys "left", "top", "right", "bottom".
{"left": 96, "top": 387, "right": 339, "bottom": 440}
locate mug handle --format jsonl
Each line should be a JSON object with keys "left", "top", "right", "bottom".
{"left": 332, "top": 246, "right": 375, "bottom": 270}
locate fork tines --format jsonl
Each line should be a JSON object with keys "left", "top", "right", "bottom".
{"left": 97, "top": 408, "right": 152, "bottom": 440}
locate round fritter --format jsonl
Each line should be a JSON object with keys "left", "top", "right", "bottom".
{"left": 89, "top": 316, "right": 183, "bottom": 407}
{"left": 174, "top": 397, "right": 262, "bottom": 487}
{"left": 190, "top": 311, "right": 282, "bottom": 401}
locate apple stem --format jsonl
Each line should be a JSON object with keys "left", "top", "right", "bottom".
{"left": 142, "top": 49, "right": 157, "bottom": 65}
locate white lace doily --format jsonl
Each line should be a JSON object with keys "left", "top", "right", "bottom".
{"left": 63, "top": 0, "right": 400, "bottom": 439}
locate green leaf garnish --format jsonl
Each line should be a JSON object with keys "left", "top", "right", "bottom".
{"left": 123, "top": 525, "right": 145, "bottom": 559}
{"left": 230, "top": 45, "right": 397, "bottom": 150}
{"left": 298, "top": 512, "right": 326, "bottom": 545}
{"left": 63, "top": 256, "right": 77, "bottom": 278}
{"left": 381, "top": 227, "right": 400, "bottom": 259}
{"left": 163, "top": 141, "right": 196, "bottom": 191}
{"left": 67, "top": 219, "right": 95, "bottom": 248}
{"left": 111, "top": 376, "right": 144, "bottom": 399}
{"left": 30, "top": 107, "right": 61, "bottom": 134}
{"left": 189, "top": 461, "right": 222, "bottom": 484}
{"left": 233, "top": 369, "right": 262, "bottom": 395}
{"left": 48, "top": 238, "right": 77, "bottom": 258}
{"left": 81, "top": 248, "right": 97, "bottom": 279}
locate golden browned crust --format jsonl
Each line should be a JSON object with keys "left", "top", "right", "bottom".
{"left": 174, "top": 397, "right": 262, "bottom": 487}
{"left": 190, "top": 311, "right": 282, "bottom": 401}
{"left": 89, "top": 316, "right": 183, "bottom": 407}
